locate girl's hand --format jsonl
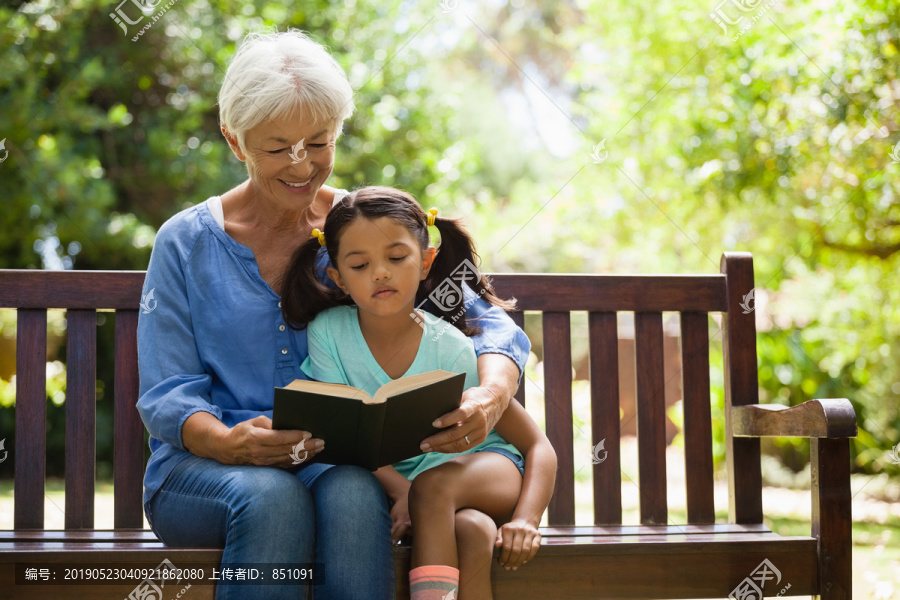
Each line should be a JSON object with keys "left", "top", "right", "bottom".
{"left": 495, "top": 520, "right": 541, "bottom": 570}
{"left": 389, "top": 492, "right": 413, "bottom": 544}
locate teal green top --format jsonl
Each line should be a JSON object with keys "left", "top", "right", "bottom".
{"left": 300, "top": 305, "right": 521, "bottom": 480}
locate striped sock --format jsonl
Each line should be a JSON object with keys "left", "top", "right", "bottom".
{"left": 409, "top": 565, "right": 459, "bottom": 600}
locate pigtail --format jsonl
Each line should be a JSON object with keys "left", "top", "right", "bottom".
{"left": 281, "top": 236, "right": 352, "bottom": 330}
{"left": 422, "top": 216, "right": 517, "bottom": 337}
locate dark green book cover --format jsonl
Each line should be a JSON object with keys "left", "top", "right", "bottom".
{"left": 272, "top": 370, "right": 466, "bottom": 470}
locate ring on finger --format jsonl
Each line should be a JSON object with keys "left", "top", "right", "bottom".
{"left": 464, "top": 434, "right": 470, "bottom": 445}
{"left": 289, "top": 441, "right": 309, "bottom": 465}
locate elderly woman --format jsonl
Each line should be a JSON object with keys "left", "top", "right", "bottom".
{"left": 136, "top": 30, "right": 530, "bottom": 600}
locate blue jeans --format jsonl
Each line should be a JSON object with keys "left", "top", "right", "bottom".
{"left": 147, "top": 455, "right": 394, "bottom": 600}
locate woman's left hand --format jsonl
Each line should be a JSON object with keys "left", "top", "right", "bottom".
{"left": 495, "top": 520, "right": 541, "bottom": 570}
{"left": 420, "top": 383, "right": 507, "bottom": 453}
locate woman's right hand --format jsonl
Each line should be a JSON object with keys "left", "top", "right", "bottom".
{"left": 223, "top": 415, "right": 324, "bottom": 467}
{"left": 184, "top": 412, "right": 323, "bottom": 467}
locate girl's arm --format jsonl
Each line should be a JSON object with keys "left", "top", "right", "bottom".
{"left": 374, "top": 466, "right": 413, "bottom": 544}
{"left": 492, "top": 400, "right": 558, "bottom": 569}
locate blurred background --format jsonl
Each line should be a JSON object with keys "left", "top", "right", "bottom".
{"left": 0, "top": 0, "right": 898, "bottom": 595}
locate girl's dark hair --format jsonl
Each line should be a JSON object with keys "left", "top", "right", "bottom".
{"left": 281, "top": 185, "right": 516, "bottom": 335}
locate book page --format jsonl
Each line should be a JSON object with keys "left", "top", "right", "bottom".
{"left": 283, "top": 379, "right": 373, "bottom": 403}
{"left": 372, "top": 369, "right": 458, "bottom": 404}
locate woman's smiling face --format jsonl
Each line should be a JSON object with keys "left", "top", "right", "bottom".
{"left": 236, "top": 114, "right": 337, "bottom": 212}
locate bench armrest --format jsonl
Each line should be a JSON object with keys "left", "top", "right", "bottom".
{"left": 731, "top": 398, "right": 857, "bottom": 439}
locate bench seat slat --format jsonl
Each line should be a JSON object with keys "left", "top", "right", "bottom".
{"left": 1, "top": 532, "right": 791, "bottom": 551}
{"left": 14, "top": 309, "right": 48, "bottom": 530}
{"left": 64, "top": 310, "right": 96, "bottom": 530}
{"left": 0, "top": 537, "right": 818, "bottom": 600}
{"left": 0, "top": 522, "right": 775, "bottom": 544}
{"left": 489, "top": 537, "right": 818, "bottom": 599}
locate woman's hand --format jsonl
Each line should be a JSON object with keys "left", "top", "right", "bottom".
{"left": 224, "top": 416, "right": 324, "bottom": 467}
{"left": 389, "top": 491, "right": 413, "bottom": 544}
{"left": 184, "top": 412, "right": 323, "bottom": 467}
{"left": 495, "top": 519, "right": 541, "bottom": 570}
{"left": 421, "top": 383, "right": 509, "bottom": 453}
{"left": 421, "top": 353, "right": 518, "bottom": 454}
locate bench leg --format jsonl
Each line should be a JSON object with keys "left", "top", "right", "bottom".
{"left": 811, "top": 438, "right": 851, "bottom": 600}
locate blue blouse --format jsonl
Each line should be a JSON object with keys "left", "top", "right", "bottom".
{"left": 136, "top": 198, "right": 531, "bottom": 509}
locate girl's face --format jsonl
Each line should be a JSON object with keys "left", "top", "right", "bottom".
{"left": 225, "top": 113, "right": 337, "bottom": 214}
{"left": 326, "top": 217, "right": 436, "bottom": 320}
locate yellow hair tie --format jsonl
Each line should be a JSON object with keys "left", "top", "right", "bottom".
{"left": 311, "top": 228, "right": 326, "bottom": 246}
{"left": 427, "top": 208, "right": 439, "bottom": 226}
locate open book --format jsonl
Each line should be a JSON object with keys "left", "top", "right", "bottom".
{"left": 272, "top": 370, "right": 466, "bottom": 470}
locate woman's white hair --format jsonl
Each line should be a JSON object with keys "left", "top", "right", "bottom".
{"left": 218, "top": 30, "right": 355, "bottom": 149}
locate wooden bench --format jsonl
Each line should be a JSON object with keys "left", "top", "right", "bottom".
{"left": 0, "top": 252, "right": 856, "bottom": 599}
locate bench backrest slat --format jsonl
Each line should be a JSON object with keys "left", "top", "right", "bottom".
{"left": 487, "top": 274, "right": 727, "bottom": 312}
{"left": 542, "top": 312, "right": 575, "bottom": 525}
{"left": 634, "top": 312, "right": 668, "bottom": 525}
{"left": 64, "top": 309, "right": 96, "bottom": 529}
{"left": 720, "top": 254, "right": 763, "bottom": 523}
{"left": 588, "top": 311, "right": 622, "bottom": 525}
{"left": 14, "top": 309, "right": 48, "bottom": 530}
{"left": 0, "top": 270, "right": 145, "bottom": 309}
{"left": 114, "top": 310, "right": 144, "bottom": 528}
{"left": 680, "top": 312, "right": 715, "bottom": 524}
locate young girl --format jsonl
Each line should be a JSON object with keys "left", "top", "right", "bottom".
{"left": 281, "top": 186, "right": 557, "bottom": 599}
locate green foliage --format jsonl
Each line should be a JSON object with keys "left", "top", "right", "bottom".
{"left": 0, "top": 0, "right": 897, "bottom": 477}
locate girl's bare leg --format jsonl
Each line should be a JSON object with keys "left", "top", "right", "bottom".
{"left": 408, "top": 451, "right": 522, "bottom": 567}
{"left": 455, "top": 508, "right": 498, "bottom": 600}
